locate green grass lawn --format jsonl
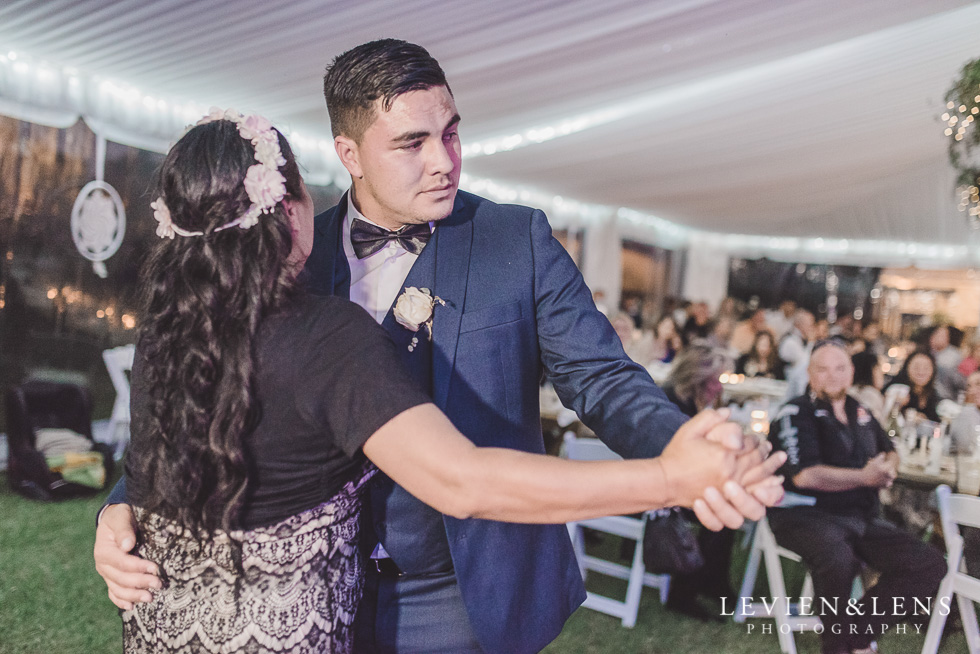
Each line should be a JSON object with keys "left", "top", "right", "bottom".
{"left": 0, "top": 471, "right": 969, "bottom": 653}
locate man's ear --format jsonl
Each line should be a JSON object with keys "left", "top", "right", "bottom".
{"left": 335, "top": 136, "right": 363, "bottom": 179}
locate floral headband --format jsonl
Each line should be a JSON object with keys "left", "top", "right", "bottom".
{"left": 152, "top": 107, "right": 288, "bottom": 239}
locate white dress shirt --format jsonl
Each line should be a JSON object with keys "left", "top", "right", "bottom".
{"left": 342, "top": 193, "right": 433, "bottom": 324}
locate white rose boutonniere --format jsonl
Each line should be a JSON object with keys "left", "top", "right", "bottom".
{"left": 393, "top": 287, "right": 446, "bottom": 351}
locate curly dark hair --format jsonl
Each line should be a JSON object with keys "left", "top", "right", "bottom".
{"left": 128, "top": 118, "right": 304, "bottom": 535}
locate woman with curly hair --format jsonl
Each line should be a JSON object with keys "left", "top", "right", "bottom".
{"left": 116, "top": 111, "right": 783, "bottom": 653}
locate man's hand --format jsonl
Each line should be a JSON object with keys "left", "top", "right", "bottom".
{"left": 665, "top": 410, "right": 786, "bottom": 531}
{"left": 862, "top": 453, "right": 897, "bottom": 489}
{"left": 94, "top": 504, "right": 160, "bottom": 610}
{"left": 658, "top": 410, "right": 738, "bottom": 511}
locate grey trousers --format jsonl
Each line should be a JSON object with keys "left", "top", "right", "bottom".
{"left": 353, "top": 569, "right": 483, "bottom": 654}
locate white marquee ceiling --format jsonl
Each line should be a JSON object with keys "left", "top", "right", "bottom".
{"left": 1, "top": 0, "right": 980, "bottom": 264}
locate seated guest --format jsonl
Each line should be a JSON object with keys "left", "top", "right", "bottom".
{"left": 651, "top": 314, "right": 684, "bottom": 364}
{"left": 735, "top": 330, "right": 784, "bottom": 380}
{"left": 849, "top": 350, "right": 885, "bottom": 424}
{"left": 929, "top": 325, "right": 965, "bottom": 401}
{"left": 769, "top": 341, "right": 946, "bottom": 654}
{"left": 885, "top": 350, "right": 941, "bottom": 423}
{"left": 779, "top": 309, "right": 817, "bottom": 398}
{"left": 683, "top": 301, "right": 712, "bottom": 342}
{"left": 730, "top": 308, "right": 768, "bottom": 355}
{"left": 609, "top": 312, "right": 655, "bottom": 366}
{"left": 958, "top": 337, "right": 980, "bottom": 378}
{"left": 662, "top": 345, "right": 738, "bottom": 620}
{"left": 765, "top": 299, "right": 797, "bottom": 340}
{"left": 858, "top": 321, "right": 886, "bottom": 357}
{"left": 951, "top": 370, "right": 980, "bottom": 454}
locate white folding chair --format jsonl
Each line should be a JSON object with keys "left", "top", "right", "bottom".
{"left": 734, "top": 515, "right": 820, "bottom": 654}
{"left": 735, "top": 493, "right": 865, "bottom": 654}
{"left": 562, "top": 432, "right": 670, "bottom": 628}
{"left": 922, "top": 484, "right": 980, "bottom": 654}
{"left": 102, "top": 344, "right": 135, "bottom": 458}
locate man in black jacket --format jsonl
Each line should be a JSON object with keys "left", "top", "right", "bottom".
{"left": 769, "top": 339, "right": 946, "bottom": 654}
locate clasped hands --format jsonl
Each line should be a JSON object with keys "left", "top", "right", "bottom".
{"left": 95, "top": 408, "right": 785, "bottom": 610}
{"left": 658, "top": 408, "right": 785, "bottom": 531}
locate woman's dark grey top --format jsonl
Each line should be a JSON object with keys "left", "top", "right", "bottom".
{"left": 126, "top": 295, "right": 429, "bottom": 530}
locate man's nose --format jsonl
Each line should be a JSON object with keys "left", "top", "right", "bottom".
{"left": 427, "top": 140, "right": 457, "bottom": 176}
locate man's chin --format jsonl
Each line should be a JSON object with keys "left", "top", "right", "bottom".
{"left": 816, "top": 389, "right": 849, "bottom": 402}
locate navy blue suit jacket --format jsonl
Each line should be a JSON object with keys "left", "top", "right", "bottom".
{"left": 305, "top": 190, "right": 687, "bottom": 653}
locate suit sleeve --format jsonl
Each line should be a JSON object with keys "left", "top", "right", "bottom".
{"left": 529, "top": 210, "right": 687, "bottom": 459}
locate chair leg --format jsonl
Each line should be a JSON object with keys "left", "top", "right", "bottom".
{"left": 735, "top": 527, "right": 763, "bottom": 624}
{"left": 761, "top": 525, "right": 798, "bottom": 654}
{"left": 958, "top": 590, "right": 980, "bottom": 653}
{"left": 921, "top": 573, "right": 955, "bottom": 654}
{"left": 621, "top": 540, "right": 645, "bottom": 628}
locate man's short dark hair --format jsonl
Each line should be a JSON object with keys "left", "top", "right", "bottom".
{"left": 323, "top": 39, "right": 451, "bottom": 142}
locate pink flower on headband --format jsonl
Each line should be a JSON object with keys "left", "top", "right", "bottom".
{"left": 244, "top": 164, "right": 287, "bottom": 212}
{"left": 239, "top": 114, "right": 273, "bottom": 142}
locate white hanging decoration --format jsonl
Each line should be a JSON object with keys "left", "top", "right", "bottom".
{"left": 71, "top": 180, "right": 125, "bottom": 278}
{"left": 71, "top": 135, "right": 125, "bottom": 277}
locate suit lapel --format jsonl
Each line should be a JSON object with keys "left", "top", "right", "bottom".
{"left": 430, "top": 198, "right": 473, "bottom": 410}
{"left": 309, "top": 192, "right": 351, "bottom": 298}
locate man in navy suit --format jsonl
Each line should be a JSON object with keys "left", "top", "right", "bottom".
{"left": 95, "top": 39, "right": 783, "bottom": 653}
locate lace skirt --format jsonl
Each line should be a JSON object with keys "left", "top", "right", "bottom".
{"left": 122, "top": 465, "right": 375, "bottom": 653}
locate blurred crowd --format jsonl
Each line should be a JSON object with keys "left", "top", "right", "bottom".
{"left": 603, "top": 293, "right": 980, "bottom": 426}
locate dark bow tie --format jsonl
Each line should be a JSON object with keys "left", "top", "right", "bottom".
{"left": 350, "top": 218, "right": 431, "bottom": 259}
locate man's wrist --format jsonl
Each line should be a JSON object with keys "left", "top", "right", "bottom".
{"left": 96, "top": 503, "right": 121, "bottom": 527}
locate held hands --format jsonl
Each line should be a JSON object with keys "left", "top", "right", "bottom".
{"left": 94, "top": 504, "right": 160, "bottom": 610}
{"left": 862, "top": 453, "right": 897, "bottom": 489}
{"left": 659, "top": 409, "right": 786, "bottom": 531}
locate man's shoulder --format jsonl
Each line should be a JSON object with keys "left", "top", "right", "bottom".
{"left": 456, "top": 190, "right": 537, "bottom": 223}
{"left": 775, "top": 395, "right": 814, "bottom": 420}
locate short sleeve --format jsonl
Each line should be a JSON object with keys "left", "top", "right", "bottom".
{"left": 310, "top": 303, "right": 431, "bottom": 457}
{"left": 771, "top": 401, "right": 822, "bottom": 481}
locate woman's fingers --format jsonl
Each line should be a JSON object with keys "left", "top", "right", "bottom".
{"left": 721, "top": 480, "right": 766, "bottom": 522}
{"left": 692, "top": 498, "right": 724, "bottom": 532}
{"left": 700, "top": 486, "right": 745, "bottom": 530}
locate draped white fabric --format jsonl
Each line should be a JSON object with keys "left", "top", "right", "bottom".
{"left": 0, "top": 0, "right": 979, "bottom": 265}
{"left": 581, "top": 213, "right": 622, "bottom": 310}
{"left": 682, "top": 244, "right": 730, "bottom": 313}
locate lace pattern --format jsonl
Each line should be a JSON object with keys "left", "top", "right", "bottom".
{"left": 122, "top": 464, "right": 375, "bottom": 653}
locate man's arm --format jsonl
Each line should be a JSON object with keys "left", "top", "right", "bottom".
{"left": 529, "top": 210, "right": 686, "bottom": 459}
{"left": 793, "top": 453, "right": 896, "bottom": 492}
{"left": 527, "top": 210, "right": 780, "bottom": 518}
{"left": 94, "top": 503, "right": 160, "bottom": 610}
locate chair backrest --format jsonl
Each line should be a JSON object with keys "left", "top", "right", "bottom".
{"left": 937, "top": 485, "right": 980, "bottom": 531}
{"left": 103, "top": 344, "right": 135, "bottom": 396}
{"left": 936, "top": 484, "right": 980, "bottom": 568}
{"left": 562, "top": 432, "right": 622, "bottom": 462}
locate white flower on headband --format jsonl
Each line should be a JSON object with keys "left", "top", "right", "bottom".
{"left": 155, "top": 107, "right": 288, "bottom": 238}
{"left": 151, "top": 198, "right": 176, "bottom": 239}
{"left": 152, "top": 197, "right": 204, "bottom": 238}
{"left": 244, "top": 164, "right": 286, "bottom": 214}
